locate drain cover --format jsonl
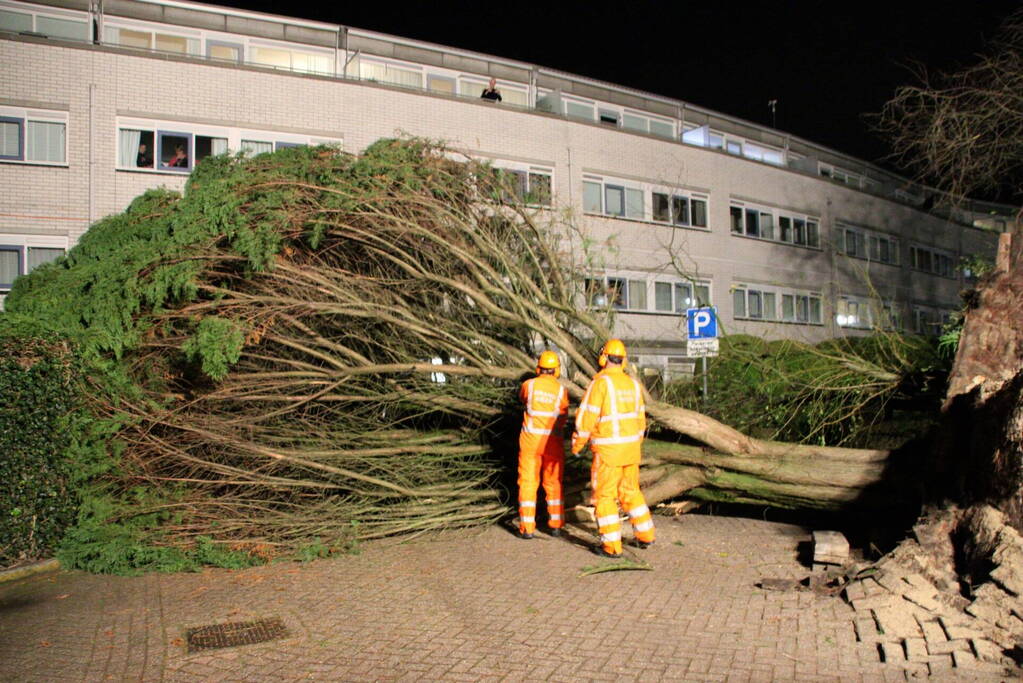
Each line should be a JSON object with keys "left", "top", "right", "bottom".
{"left": 185, "top": 617, "right": 288, "bottom": 653}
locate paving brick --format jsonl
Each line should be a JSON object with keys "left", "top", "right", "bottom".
{"left": 901, "top": 661, "right": 929, "bottom": 678}
{"left": 971, "top": 638, "right": 1006, "bottom": 664}
{"left": 939, "top": 615, "right": 983, "bottom": 641}
{"left": 850, "top": 595, "right": 898, "bottom": 612}
{"left": 904, "top": 637, "right": 928, "bottom": 662}
{"left": 878, "top": 640, "right": 905, "bottom": 664}
{"left": 861, "top": 578, "right": 888, "bottom": 598}
{"left": 0, "top": 515, "right": 1014, "bottom": 681}
{"left": 951, "top": 649, "right": 979, "bottom": 669}
{"left": 902, "top": 588, "right": 940, "bottom": 613}
{"left": 844, "top": 581, "right": 867, "bottom": 603}
{"left": 927, "top": 638, "right": 971, "bottom": 656}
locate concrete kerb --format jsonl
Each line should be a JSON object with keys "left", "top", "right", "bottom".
{"left": 0, "top": 558, "right": 60, "bottom": 584}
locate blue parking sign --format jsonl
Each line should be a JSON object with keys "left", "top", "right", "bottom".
{"left": 687, "top": 307, "right": 717, "bottom": 339}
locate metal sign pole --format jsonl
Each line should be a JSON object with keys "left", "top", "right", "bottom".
{"left": 702, "top": 356, "right": 708, "bottom": 401}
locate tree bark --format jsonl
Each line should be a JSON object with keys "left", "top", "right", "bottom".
{"left": 933, "top": 230, "right": 1023, "bottom": 530}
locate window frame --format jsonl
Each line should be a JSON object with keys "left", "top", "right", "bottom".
{"left": 157, "top": 130, "right": 193, "bottom": 173}
{"left": 206, "top": 39, "right": 244, "bottom": 64}
{"left": 487, "top": 161, "right": 554, "bottom": 207}
{"left": 116, "top": 117, "right": 341, "bottom": 174}
{"left": 839, "top": 223, "right": 900, "bottom": 266}
{"left": 734, "top": 284, "right": 822, "bottom": 325}
{"left": 0, "top": 116, "right": 23, "bottom": 161}
{"left": 586, "top": 175, "right": 708, "bottom": 228}
{"left": 730, "top": 201, "right": 820, "bottom": 249}
{"left": 590, "top": 274, "right": 710, "bottom": 315}
{"left": 909, "top": 244, "right": 956, "bottom": 278}
{"left": 0, "top": 245, "right": 22, "bottom": 290}
{"left": 0, "top": 3, "right": 89, "bottom": 41}
{"left": 0, "top": 106, "right": 68, "bottom": 166}
{"left": 0, "top": 235, "right": 68, "bottom": 309}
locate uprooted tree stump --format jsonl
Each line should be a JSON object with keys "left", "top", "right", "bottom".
{"left": 840, "top": 231, "right": 1023, "bottom": 673}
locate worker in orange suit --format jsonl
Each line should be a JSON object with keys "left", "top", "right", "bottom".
{"left": 571, "top": 339, "right": 655, "bottom": 558}
{"left": 517, "top": 350, "right": 569, "bottom": 539}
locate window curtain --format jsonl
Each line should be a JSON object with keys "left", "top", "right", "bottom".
{"left": 119, "top": 129, "right": 141, "bottom": 167}
{"left": 241, "top": 140, "right": 272, "bottom": 155}
{"left": 1, "top": 121, "right": 20, "bottom": 157}
{"left": 27, "top": 247, "right": 64, "bottom": 271}
{"left": 211, "top": 138, "right": 228, "bottom": 155}
{"left": 0, "top": 250, "right": 20, "bottom": 285}
{"left": 27, "top": 121, "right": 65, "bottom": 162}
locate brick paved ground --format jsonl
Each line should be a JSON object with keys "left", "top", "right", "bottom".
{"left": 0, "top": 515, "right": 1008, "bottom": 681}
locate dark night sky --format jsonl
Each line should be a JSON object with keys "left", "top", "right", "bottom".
{"left": 216, "top": 0, "right": 1019, "bottom": 171}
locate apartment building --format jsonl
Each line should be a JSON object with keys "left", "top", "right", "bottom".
{"left": 0, "top": 0, "right": 1012, "bottom": 372}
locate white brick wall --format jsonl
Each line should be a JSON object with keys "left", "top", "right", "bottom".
{"left": 0, "top": 37, "right": 997, "bottom": 350}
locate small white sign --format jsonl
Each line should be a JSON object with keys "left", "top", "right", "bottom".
{"left": 686, "top": 338, "right": 720, "bottom": 358}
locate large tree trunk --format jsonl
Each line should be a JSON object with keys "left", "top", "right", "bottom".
{"left": 934, "top": 231, "right": 1023, "bottom": 529}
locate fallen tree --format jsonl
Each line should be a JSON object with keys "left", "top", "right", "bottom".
{"left": 5, "top": 138, "right": 914, "bottom": 567}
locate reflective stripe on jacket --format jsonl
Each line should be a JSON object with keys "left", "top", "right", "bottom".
{"left": 520, "top": 375, "right": 568, "bottom": 437}
{"left": 572, "top": 366, "right": 646, "bottom": 466}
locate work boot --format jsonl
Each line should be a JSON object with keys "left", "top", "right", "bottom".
{"left": 519, "top": 531, "right": 534, "bottom": 540}
{"left": 593, "top": 546, "right": 623, "bottom": 559}
{"left": 549, "top": 528, "right": 562, "bottom": 537}
{"left": 635, "top": 539, "right": 654, "bottom": 549}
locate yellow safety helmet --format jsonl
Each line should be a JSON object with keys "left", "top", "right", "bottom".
{"left": 598, "top": 338, "right": 627, "bottom": 369}
{"left": 536, "top": 350, "right": 561, "bottom": 378}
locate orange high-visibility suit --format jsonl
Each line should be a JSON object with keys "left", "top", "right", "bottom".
{"left": 517, "top": 374, "right": 569, "bottom": 536}
{"left": 571, "top": 365, "right": 655, "bottom": 555}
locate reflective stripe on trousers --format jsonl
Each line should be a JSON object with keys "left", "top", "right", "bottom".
{"left": 592, "top": 459, "right": 655, "bottom": 554}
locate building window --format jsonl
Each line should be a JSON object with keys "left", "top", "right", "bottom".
{"left": 732, "top": 202, "right": 819, "bottom": 248}
{"left": 0, "top": 240, "right": 66, "bottom": 310}
{"left": 357, "top": 58, "right": 423, "bottom": 87}
{"left": 654, "top": 280, "right": 710, "bottom": 313}
{"left": 1, "top": 6, "right": 88, "bottom": 40}
{"left": 565, "top": 99, "right": 595, "bottom": 121}
{"left": 588, "top": 276, "right": 708, "bottom": 313}
{"left": 586, "top": 176, "right": 707, "bottom": 226}
{"left": 652, "top": 192, "right": 708, "bottom": 228}
{"left": 0, "top": 107, "right": 68, "bottom": 164}
{"left": 913, "top": 307, "right": 951, "bottom": 336}
{"left": 585, "top": 277, "right": 627, "bottom": 309}
{"left": 599, "top": 110, "right": 620, "bottom": 127}
{"left": 837, "top": 297, "right": 901, "bottom": 330}
{"left": 0, "top": 117, "right": 21, "bottom": 160}
{"left": 107, "top": 25, "right": 200, "bottom": 55}
{"left": 840, "top": 224, "right": 900, "bottom": 265}
{"left": 604, "top": 185, "right": 626, "bottom": 217}
{"left": 158, "top": 131, "right": 192, "bottom": 171}
{"left": 117, "top": 119, "right": 338, "bottom": 173}
{"left": 622, "top": 113, "right": 674, "bottom": 138}
{"left": 490, "top": 166, "right": 553, "bottom": 206}
{"left": 732, "top": 287, "right": 777, "bottom": 320}
{"left": 735, "top": 285, "right": 820, "bottom": 324}
{"left": 241, "top": 139, "right": 274, "bottom": 156}
{"left": 0, "top": 247, "right": 21, "bottom": 291}
{"left": 910, "top": 245, "right": 955, "bottom": 278}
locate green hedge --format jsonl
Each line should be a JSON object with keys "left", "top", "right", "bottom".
{"left": 661, "top": 334, "right": 946, "bottom": 448}
{"left": 0, "top": 319, "right": 85, "bottom": 566}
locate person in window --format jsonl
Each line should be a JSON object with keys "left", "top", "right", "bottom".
{"left": 164, "top": 144, "right": 188, "bottom": 168}
{"left": 136, "top": 143, "right": 152, "bottom": 168}
{"left": 480, "top": 77, "right": 502, "bottom": 102}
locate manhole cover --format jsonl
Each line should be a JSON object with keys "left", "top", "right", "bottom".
{"left": 185, "top": 617, "right": 288, "bottom": 653}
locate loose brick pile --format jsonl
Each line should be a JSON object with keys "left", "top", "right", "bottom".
{"left": 844, "top": 505, "right": 1023, "bottom": 678}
